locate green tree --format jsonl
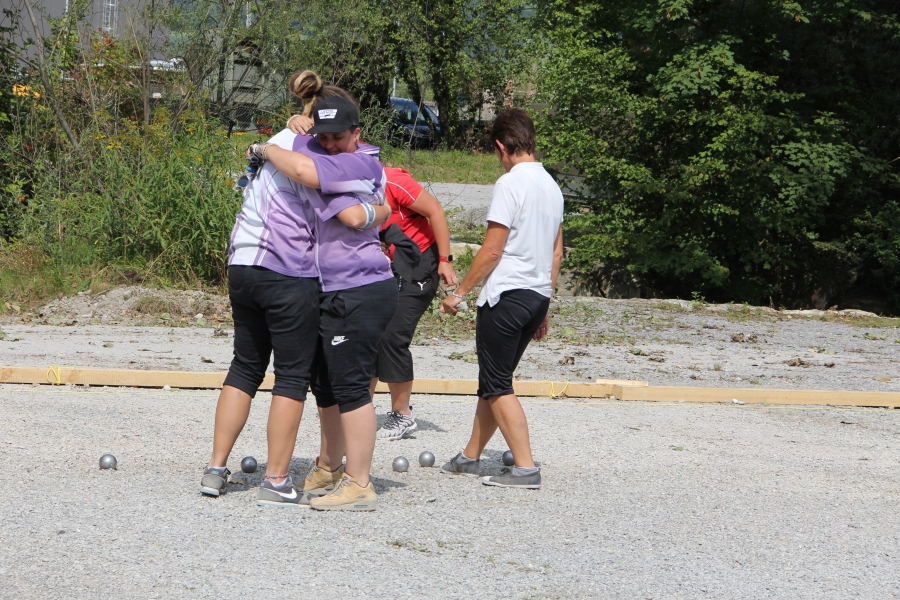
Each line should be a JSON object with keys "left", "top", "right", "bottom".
{"left": 535, "top": 0, "right": 900, "bottom": 310}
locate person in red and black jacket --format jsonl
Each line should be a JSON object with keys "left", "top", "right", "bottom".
{"left": 370, "top": 168, "right": 458, "bottom": 440}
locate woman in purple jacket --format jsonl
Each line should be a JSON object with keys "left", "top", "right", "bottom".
{"left": 253, "top": 91, "right": 398, "bottom": 511}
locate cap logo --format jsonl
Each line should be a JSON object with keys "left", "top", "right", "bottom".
{"left": 318, "top": 109, "right": 338, "bottom": 119}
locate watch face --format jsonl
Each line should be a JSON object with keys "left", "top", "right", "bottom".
{"left": 447, "top": 254, "right": 454, "bottom": 262}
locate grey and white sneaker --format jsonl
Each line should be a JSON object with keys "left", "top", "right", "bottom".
{"left": 376, "top": 409, "right": 417, "bottom": 441}
{"left": 439, "top": 452, "right": 481, "bottom": 477}
{"left": 482, "top": 467, "right": 541, "bottom": 489}
{"left": 257, "top": 480, "right": 313, "bottom": 507}
{"left": 200, "top": 466, "right": 231, "bottom": 497}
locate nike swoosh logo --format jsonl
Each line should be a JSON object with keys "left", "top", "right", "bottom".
{"left": 274, "top": 488, "right": 297, "bottom": 499}
{"left": 331, "top": 339, "right": 349, "bottom": 346}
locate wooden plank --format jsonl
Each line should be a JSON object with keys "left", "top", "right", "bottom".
{"left": 0, "top": 367, "right": 603, "bottom": 398}
{"left": 3, "top": 366, "right": 894, "bottom": 407}
{"left": 0, "top": 366, "right": 274, "bottom": 390}
{"left": 596, "top": 378, "right": 647, "bottom": 387}
{"left": 612, "top": 385, "right": 900, "bottom": 408}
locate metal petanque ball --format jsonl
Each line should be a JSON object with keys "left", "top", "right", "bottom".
{"left": 502, "top": 450, "right": 515, "bottom": 467}
{"left": 99, "top": 453, "right": 117, "bottom": 470}
{"left": 392, "top": 456, "right": 409, "bottom": 472}
{"left": 418, "top": 451, "right": 436, "bottom": 468}
{"left": 241, "top": 456, "right": 258, "bottom": 473}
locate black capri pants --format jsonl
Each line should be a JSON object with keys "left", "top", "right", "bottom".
{"left": 476, "top": 289, "right": 550, "bottom": 399}
{"left": 375, "top": 243, "right": 439, "bottom": 382}
{"left": 312, "top": 277, "right": 399, "bottom": 413}
{"left": 223, "top": 265, "right": 320, "bottom": 401}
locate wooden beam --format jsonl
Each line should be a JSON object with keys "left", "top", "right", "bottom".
{"left": 0, "top": 366, "right": 632, "bottom": 398}
{"left": 3, "top": 365, "right": 894, "bottom": 407}
{"left": 611, "top": 384, "right": 899, "bottom": 408}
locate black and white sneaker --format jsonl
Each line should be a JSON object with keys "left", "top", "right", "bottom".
{"left": 482, "top": 467, "right": 541, "bottom": 489}
{"left": 257, "top": 480, "right": 313, "bottom": 507}
{"left": 376, "top": 409, "right": 417, "bottom": 441}
{"left": 439, "top": 452, "right": 481, "bottom": 477}
{"left": 200, "top": 466, "right": 231, "bottom": 497}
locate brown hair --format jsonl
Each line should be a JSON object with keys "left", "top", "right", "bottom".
{"left": 289, "top": 69, "right": 359, "bottom": 116}
{"left": 490, "top": 108, "right": 536, "bottom": 156}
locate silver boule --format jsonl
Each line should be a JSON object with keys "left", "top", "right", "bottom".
{"left": 99, "top": 453, "right": 117, "bottom": 470}
{"left": 392, "top": 456, "right": 409, "bottom": 472}
{"left": 240, "top": 456, "right": 258, "bottom": 473}
{"left": 502, "top": 450, "right": 515, "bottom": 466}
{"left": 418, "top": 451, "right": 436, "bottom": 467}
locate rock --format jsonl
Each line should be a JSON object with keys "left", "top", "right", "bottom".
{"left": 200, "top": 357, "right": 214, "bottom": 364}
{"left": 163, "top": 385, "right": 172, "bottom": 391}
{"left": 649, "top": 356, "right": 665, "bottom": 363}
{"left": 731, "top": 333, "right": 745, "bottom": 343}
{"left": 732, "top": 399, "right": 745, "bottom": 405}
{"left": 559, "top": 356, "right": 575, "bottom": 365}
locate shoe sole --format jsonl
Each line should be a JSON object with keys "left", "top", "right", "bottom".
{"left": 257, "top": 499, "right": 309, "bottom": 507}
{"left": 200, "top": 486, "right": 222, "bottom": 497}
{"left": 310, "top": 500, "right": 377, "bottom": 512}
{"left": 481, "top": 478, "right": 541, "bottom": 489}
{"left": 439, "top": 468, "right": 481, "bottom": 478}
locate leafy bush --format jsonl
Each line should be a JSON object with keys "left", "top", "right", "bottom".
{"left": 535, "top": 0, "right": 900, "bottom": 311}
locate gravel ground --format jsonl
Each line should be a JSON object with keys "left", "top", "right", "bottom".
{"left": 425, "top": 182, "right": 494, "bottom": 212}
{"left": 0, "top": 385, "right": 898, "bottom": 598}
{"left": 3, "top": 292, "right": 899, "bottom": 392}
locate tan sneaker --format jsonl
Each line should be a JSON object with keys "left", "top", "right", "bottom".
{"left": 309, "top": 474, "right": 377, "bottom": 512}
{"left": 303, "top": 459, "right": 345, "bottom": 496}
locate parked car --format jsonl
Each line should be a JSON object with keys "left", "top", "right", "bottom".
{"left": 390, "top": 97, "right": 440, "bottom": 148}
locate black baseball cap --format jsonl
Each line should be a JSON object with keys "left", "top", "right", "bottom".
{"left": 307, "top": 96, "right": 360, "bottom": 134}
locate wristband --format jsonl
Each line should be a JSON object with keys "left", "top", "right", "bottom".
{"left": 358, "top": 202, "right": 376, "bottom": 230}
{"left": 451, "top": 293, "right": 467, "bottom": 300}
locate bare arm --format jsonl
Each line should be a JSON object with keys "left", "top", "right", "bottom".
{"left": 440, "top": 221, "right": 509, "bottom": 315}
{"left": 335, "top": 203, "right": 391, "bottom": 229}
{"left": 406, "top": 189, "right": 458, "bottom": 286}
{"left": 250, "top": 144, "right": 321, "bottom": 188}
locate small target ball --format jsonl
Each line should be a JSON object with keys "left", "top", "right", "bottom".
{"left": 99, "top": 453, "right": 117, "bottom": 470}
{"left": 392, "top": 456, "right": 409, "bottom": 472}
{"left": 418, "top": 451, "right": 435, "bottom": 467}
{"left": 502, "top": 450, "right": 515, "bottom": 466}
{"left": 241, "top": 456, "right": 257, "bottom": 473}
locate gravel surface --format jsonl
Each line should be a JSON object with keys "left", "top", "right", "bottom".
{"left": 1, "top": 386, "right": 898, "bottom": 598}
{"left": 425, "top": 182, "right": 494, "bottom": 212}
{"left": 4, "top": 293, "right": 900, "bottom": 392}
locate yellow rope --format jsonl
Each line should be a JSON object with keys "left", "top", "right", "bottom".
{"left": 47, "top": 365, "right": 62, "bottom": 385}
{"left": 541, "top": 380, "right": 569, "bottom": 399}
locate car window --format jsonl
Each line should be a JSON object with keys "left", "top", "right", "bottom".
{"left": 393, "top": 101, "right": 431, "bottom": 126}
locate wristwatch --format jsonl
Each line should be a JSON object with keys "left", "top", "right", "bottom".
{"left": 439, "top": 255, "right": 453, "bottom": 263}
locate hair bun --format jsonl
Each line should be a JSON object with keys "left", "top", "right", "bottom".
{"left": 289, "top": 70, "right": 323, "bottom": 101}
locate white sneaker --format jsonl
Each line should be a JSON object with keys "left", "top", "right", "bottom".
{"left": 376, "top": 409, "right": 417, "bottom": 441}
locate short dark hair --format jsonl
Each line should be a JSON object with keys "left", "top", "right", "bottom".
{"left": 490, "top": 108, "right": 536, "bottom": 156}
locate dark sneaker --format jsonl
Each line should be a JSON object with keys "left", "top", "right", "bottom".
{"left": 257, "top": 480, "right": 313, "bottom": 507}
{"left": 376, "top": 409, "right": 417, "bottom": 441}
{"left": 200, "top": 466, "right": 231, "bottom": 497}
{"left": 439, "top": 452, "right": 481, "bottom": 477}
{"left": 482, "top": 467, "right": 541, "bottom": 489}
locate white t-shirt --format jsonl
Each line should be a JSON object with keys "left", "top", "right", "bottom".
{"left": 477, "top": 162, "right": 564, "bottom": 307}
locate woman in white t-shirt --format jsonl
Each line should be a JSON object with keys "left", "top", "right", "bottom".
{"left": 439, "top": 108, "right": 564, "bottom": 489}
